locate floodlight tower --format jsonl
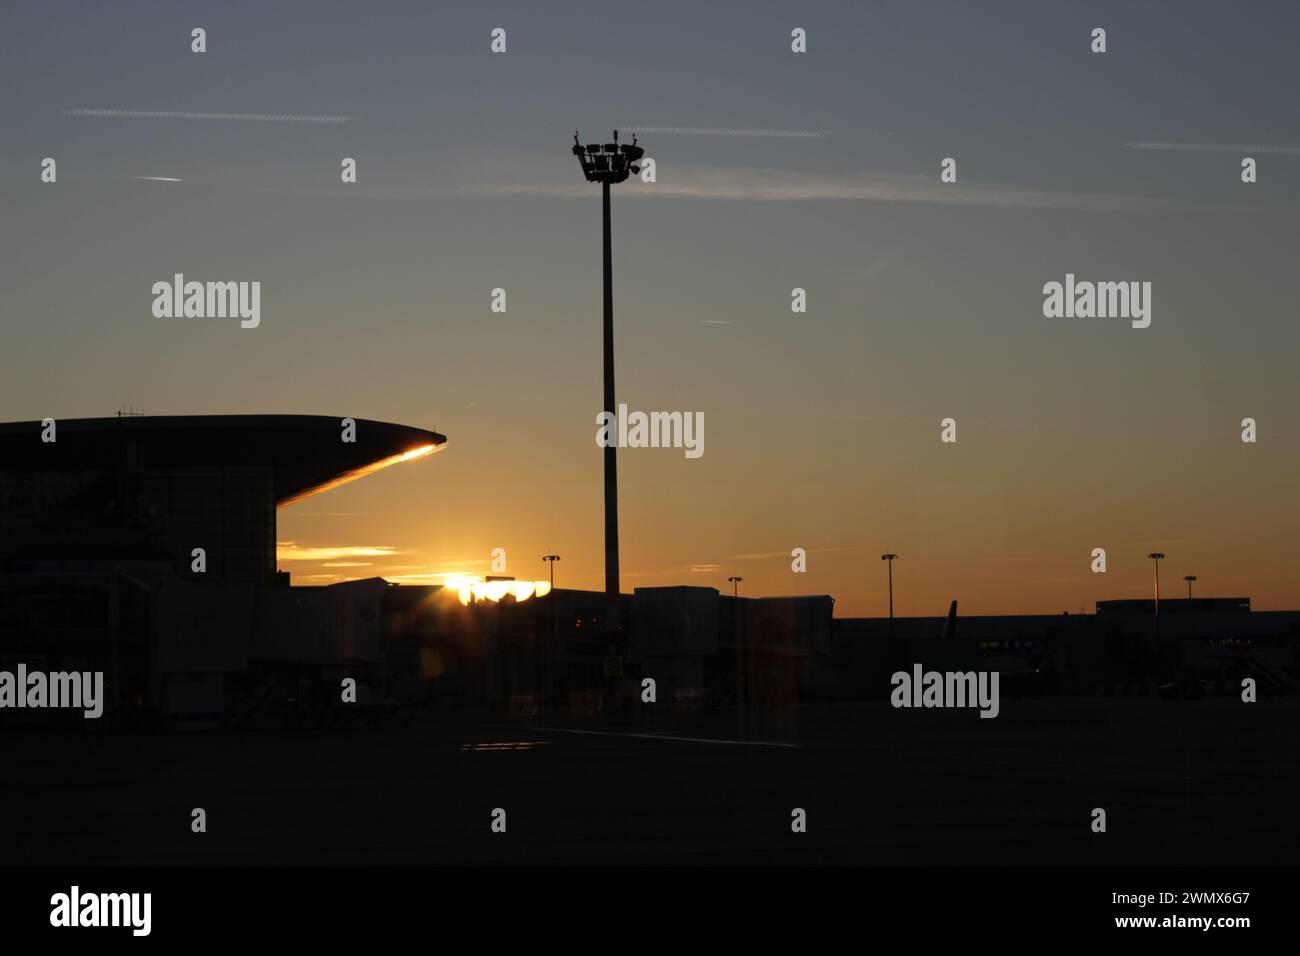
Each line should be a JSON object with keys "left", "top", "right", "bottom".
{"left": 729, "top": 576, "right": 746, "bottom": 736}
{"left": 542, "top": 552, "right": 561, "bottom": 636}
{"left": 1149, "top": 552, "right": 1165, "bottom": 634}
{"left": 881, "top": 554, "right": 898, "bottom": 636}
{"left": 573, "top": 130, "right": 644, "bottom": 598}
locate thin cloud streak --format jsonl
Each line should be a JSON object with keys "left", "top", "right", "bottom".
{"left": 276, "top": 544, "right": 408, "bottom": 562}
{"left": 280, "top": 512, "right": 375, "bottom": 517}
{"left": 728, "top": 546, "right": 867, "bottom": 561}
{"left": 176, "top": 150, "right": 1196, "bottom": 213}
{"left": 63, "top": 109, "right": 353, "bottom": 123}
{"left": 624, "top": 125, "right": 826, "bottom": 139}
{"left": 1127, "top": 141, "right": 1300, "bottom": 155}
{"left": 476, "top": 166, "right": 1193, "bottom": 211}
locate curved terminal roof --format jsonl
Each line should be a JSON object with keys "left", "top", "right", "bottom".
{"left": 0, "top": 415, "right": 446, "bottom": 506}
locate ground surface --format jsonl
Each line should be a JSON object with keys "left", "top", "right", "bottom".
{"left": 4, "top": 698, "right": 1296, "bottom": 865}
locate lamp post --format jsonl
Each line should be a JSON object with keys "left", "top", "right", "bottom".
{"left": 1184, "top": 574, "right": 1196, "bottom": 600}
{"left": 728, "top": 576, "right": 745, "bottom": 736}
{"left": 1148, "top": 552, "right": 1165, "bottom": 634}
{"left": 881, "top": 554, "right": 898, "bottom": 636}
{"left": 542, "top": 555, "right": 560, "bottom": 706}
{"left": 572, "top": 130, "right": 644, "bottom": 599}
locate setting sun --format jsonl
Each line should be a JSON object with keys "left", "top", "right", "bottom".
{"left": 443, "top": 575, "right": 553, "bottom": 605}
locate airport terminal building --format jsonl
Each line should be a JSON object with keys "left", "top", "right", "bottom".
{"left": 1, "top": 415, "right": 1294, "bottom": 725}
{"left": 0, "top": 415, "right": 446, "bottom": 719}
{"left": 0, "top": 414, "right": 834, "bottom": 723}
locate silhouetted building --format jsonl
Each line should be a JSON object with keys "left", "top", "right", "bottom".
{"left": 830, "top": 600, "right": 1300, "bottom": 701}
{"left": 0, "top": 415, "right": 444, "bottom": 720}
{"left": 4, "top": 415, "right": 1295, "bottom": 723}
{"left": 0, "top": 413, "right": 836, "bottom": 723}
{"left": 0, "top": 415, "right": 444, "bottom": 582}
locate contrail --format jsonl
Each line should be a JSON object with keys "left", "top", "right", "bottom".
{"left": 1127, "top": 141, "right": 1300, "bottom": 155}
{"left": 624, "top": 125, "right": 826, "bottom": 139}
{"left": 63, "top": 109, "right": 353, "bottom": 124}
{"left": 131, "top": 176, "right": 183, "bottom": 183}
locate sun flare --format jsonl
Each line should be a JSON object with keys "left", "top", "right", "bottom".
{"left": 443, "top": 575, "right": 552, "bottom": 605}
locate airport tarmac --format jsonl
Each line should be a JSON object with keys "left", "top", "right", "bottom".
{"left": 3, "top": 698, "right": 1296, "bottom": 866}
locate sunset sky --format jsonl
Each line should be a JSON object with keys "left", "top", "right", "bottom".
{"left": 3, "top": 0, "right": 1298, "bottom": 616}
